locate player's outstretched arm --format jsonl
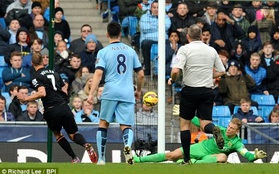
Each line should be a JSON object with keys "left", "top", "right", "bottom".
{"left": 240, "top": 147, "right": 267, "bottom": 162}
{"left": 24, "top": 86, "right": 46, "bottom": 102}
{"left": 254, "top": 148, "right": 267, "bottom": 159}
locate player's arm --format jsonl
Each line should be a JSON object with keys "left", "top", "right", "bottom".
{"left": 168, "top": 67, "right": 180, "bottom": 85}
{"left": 88, "top": 69, "right": 103, "bottom": 104}
{"left": 237, "top": 144, "right": 267, "bottom": 162}
{"left": 25, "top": 86, "right": 46, "bottom": 102}
{"left": 135, "top": 69, "right": 144, "bottom": 101}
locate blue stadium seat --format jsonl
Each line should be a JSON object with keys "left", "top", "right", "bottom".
{"left": 251, "top": 94, "right": 275, "bottom": 106}
{"left": 0, "top": 18, "right": 6, "bottom": 30}
{"left": 212, "top": 106, "right": 231, "bottom": 127}
{"left": 1, "top": 92, "right": 11, "bottom": 109}
{"left": 0, "top": 55, "right": 7, "bottom": 67}
{"left": 0, "top": 61, "right": 6, "bottom": 90}
{"left": 259, "top": 106, "right": 274, "bottom": 122}
{"left": 150, "top": 44, "right": 158, "bottom": 76}
{"left": 212, "top": 105, "right": 231, "bottom": 117}
{"left": 218, "top": 116, "right": 231, "bottom": 128}
{"left": 233, "top": 106, "right": 258, "bottom": 115}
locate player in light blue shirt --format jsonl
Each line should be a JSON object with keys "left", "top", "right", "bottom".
{"left": 87, "top": 22, "right": 144, "bottom": 165}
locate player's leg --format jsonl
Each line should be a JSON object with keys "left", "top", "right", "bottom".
{"left": 179, "top": 86, "right": 197, "bottom": 164}
{"left": 193, "top": 153, "right": 227, "bottom": 163}
{"left": 197, "top": 88, "right": 224, "bottom": 149}
{"left": 96, "top": 100, "right": 115, "bottom": 164}
{"left": 117, "top": 101, "right": 135, "bottom": 165}
{"left": 53, "top": 132, "right": 79, "bottom": 163}
{"left": 134, "top": 147, "right": 183, "bottom": 163}
{"left": 96, "top": 120, "right": 109, "bottom": 165}
{"left": 44, "top": 107, "right": 79, "bottom": 163}
{"left": 62, "top": 104, "right": 97, "bottom": 163}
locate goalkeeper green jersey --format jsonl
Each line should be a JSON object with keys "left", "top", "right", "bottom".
{"left": 190, "top": 117, "right": 256, "bottom": 162}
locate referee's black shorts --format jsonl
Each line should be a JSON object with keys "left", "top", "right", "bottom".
{"left": 44, "top": 103, "right": 78, "bottom": 134}
{"left": 179, "top": 85, "right": 214, "bottom": 121}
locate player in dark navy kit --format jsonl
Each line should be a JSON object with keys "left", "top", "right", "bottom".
{"left": 23, "top": 52, "right": 97, "bottom": 163}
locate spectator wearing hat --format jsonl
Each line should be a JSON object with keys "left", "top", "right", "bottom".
{"left": 41, "top": 48, "right": 49, "bottom": 67}
{"left": 5, "top": 27, "right": 31, "bottom": 66}
{"left": 69, "top": 24, "right": 103, "bottom": 54}
{"left": 201, "top": 2, "right": 218, "bottom": 26}
{"left": 54, "top": 30, "right": 65, "bottom": 49}
{"left": 8, "top": 19, "right": 21, "bottom": 45}
{"left": 243, "top": 25, "right": 262, "bottom": 57}
{"left": 79, "top": 34, "right": 99, "bottom": 73}
{"left": 21, "top": 1, "right": 43, "bottom": 30}
{"left": 54, "top": 7, "right": 71, "bottom": 41}
{"left": 29, "top": 14, "right": 49, "bottom": 49}
{"left": 218, "top": 59, "right": 258, "bottom": 113}
{"left": 271, "top": 27, "right": 279, "bottom": 52}
{"left": 228, "top": 4, "right": 250, "bottom": 40}
{"left": 44, "top": 0, "right": 65, "bottom": 22}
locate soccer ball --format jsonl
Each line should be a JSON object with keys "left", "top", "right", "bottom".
{"left": 143, "top": 91, "right": 158, "bottom": 107}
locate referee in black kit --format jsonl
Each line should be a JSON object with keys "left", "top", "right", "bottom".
{"left": 168, "top": 24, "right": 226, "bottom": 164}
{"left": 23, "top": 52, "right": 97, "bottom": 163}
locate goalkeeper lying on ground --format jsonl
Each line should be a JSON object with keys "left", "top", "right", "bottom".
{"left": 134, "top": 116, "right": 267, "bottom": 163}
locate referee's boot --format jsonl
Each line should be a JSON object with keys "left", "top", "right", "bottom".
{"left": 213, "top": 126, "right": 224, "bottom": 149}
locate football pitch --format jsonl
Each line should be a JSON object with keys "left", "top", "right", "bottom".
{"left": 0, "top": 163, "right": 278, "bottom": 174}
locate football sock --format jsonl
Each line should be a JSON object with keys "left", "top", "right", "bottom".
{"left": 122, "top": 128, "right": 133, "bottom": 147}
{"left": 195, "top": 155, "right": 217, "bottom": 163}
{"left": 57, "top": 135, "right": 76, "bottom": 159}
{"left": 204, "top": 123, "right": 215, "bottom": 134}
{"left": 96, "top": 127, "right": 107, "bottom": 161}
{"left": 73, "top": 133, "right": 87, "bottom": 147}
{"left": 136, "top": 153, "right": 166, "bottom": 163}
{"left": 180, "top": 130, "right": 191, "bottom": 162}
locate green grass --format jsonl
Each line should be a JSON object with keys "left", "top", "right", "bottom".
{"left": 0, "top": 163, "right": 278, "bottom": 174}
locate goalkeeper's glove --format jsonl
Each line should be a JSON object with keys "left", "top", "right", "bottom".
{"left": 254, "top": 148, "right": 267, "bottom": 159}
{"left": 173, "top": 104, "right": 179, "bottom": 116}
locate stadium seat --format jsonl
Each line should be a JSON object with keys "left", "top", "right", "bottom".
{"left": 233, "top": 106, "right": 258, "bottom": 115}
{"left": 0, "top": 18, "right": 6, "bottom": 30}
{"left": 150, "top": 44, "right": 158, "bottom": 76}
{"left": 212, "top": 106, "right": 231, "bottom": 127}
{"left": 212, "top": 105, "right": 231, "bottom": 117}
{"left": 251, "top": 94, "right": 276, "bottom": 106}
{"left": 0, "top": 55, "right": 7, "bottom": 67}
{"left": 259, "top": 106, "right": 274, "bottom": 122}
{"left": 1, "top": 92, "right": 11, "bottom": 109}
{"left": 0, "top": 65, "right": 6, "bottom": 91}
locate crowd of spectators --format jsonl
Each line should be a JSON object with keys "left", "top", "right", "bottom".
{"left": 1, "top": 0, "right": 279, "bottom": 126}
